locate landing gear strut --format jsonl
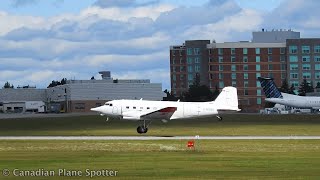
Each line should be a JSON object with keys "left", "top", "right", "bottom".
{"left": 216, "top": 115, "right": 223, "bottom": 121}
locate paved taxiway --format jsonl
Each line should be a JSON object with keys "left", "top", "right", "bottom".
{"left": 0, "top": 136, "right": 320, "bottom": 140}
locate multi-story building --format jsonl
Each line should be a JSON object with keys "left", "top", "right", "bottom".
{"left": 170, "top": 40, "right": 210, "bottom": 96}
{"left": 207, "top": 42, "right": 286, "bottom": 112}
{"left": 286, "top": 39, "right": 320, "bottom": 93}
{"left": 169, "top": 29, "right": 313, "bottom": 112}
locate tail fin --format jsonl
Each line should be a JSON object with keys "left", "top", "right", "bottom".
{"left": 258, "top": 77, "right": 283, "bottom": 98}
{"left": 214, "top": 86, "right": 240, "bottom": 111}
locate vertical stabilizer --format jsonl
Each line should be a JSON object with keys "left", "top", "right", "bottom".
{"left": 215, "top": 87, "right": 239, "bottom": 111}
{"left": 258, "top": 77, "right": 283, "bottom": 98}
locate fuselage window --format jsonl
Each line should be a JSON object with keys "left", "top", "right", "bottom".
{"left": 147, "top": 107, "right": 150, "bottom": 109}
{"left": 133, "top": 107, "right": 136, "bottom": 109}
{"left": 110, "top": 104, "right": 113, "bottom": 106}
{"left": 126, "top": 106, "right": 129, "bottom": 109}
{"left": 140, "top": 107, "right": 143, "bottom": 109}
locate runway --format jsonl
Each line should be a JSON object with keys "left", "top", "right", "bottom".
{"left": 1, "top": 136, "right": 320, "bottom": 140}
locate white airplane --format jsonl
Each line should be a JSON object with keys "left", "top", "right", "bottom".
{"left": 258, "top": 77, "right": 320, "bottom": 110}
{"left": 91, "top": 86, "right": 240, "bottom": 134}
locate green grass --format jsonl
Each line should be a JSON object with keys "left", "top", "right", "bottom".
{"left": 0, "top": 114, "right": 320, "bottom": 136}
{"left": 0, "top": 140, "right": 319, "bottom": 179}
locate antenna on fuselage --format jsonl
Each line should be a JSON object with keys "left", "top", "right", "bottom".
{"left": 177, "top": 99, "right": 180, "bottom": 102}
{"left": 140, "top": 98, "right": 143, "bottom": 100}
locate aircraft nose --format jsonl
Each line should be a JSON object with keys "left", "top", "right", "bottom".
{"left": 90, "top": 107, "right": 101, "bottom": 112}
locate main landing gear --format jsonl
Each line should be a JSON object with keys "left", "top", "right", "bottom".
{"left": 216, "top": 115, "right": 223, "bottom": 121}
{"left": 137, "top": 120, "right": 151, "bottom": 134}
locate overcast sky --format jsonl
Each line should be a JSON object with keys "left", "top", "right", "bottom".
{"left": 0, "top": 0, "right": 319, "bottom": 90}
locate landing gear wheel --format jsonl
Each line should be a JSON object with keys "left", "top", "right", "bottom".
{"left": 137, "top": 126, "right": 147, "bottom": 134}
{"left": 216, "top": 116, "right": 223, "bottom": 121}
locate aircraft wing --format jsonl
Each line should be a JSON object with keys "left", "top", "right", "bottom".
{"left": 140, "top": 107, "right": 177, "bottom": 120}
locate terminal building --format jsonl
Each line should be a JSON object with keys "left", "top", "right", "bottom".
{"left": 170, "top": 29, "right": 320, "bottom": 112}
{"left": 0, "top": 71, "right": 163, "bottom": 113}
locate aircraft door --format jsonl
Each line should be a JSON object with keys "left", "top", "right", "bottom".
{"left": 112, "top": 106, "right": 118, "bottom": 114}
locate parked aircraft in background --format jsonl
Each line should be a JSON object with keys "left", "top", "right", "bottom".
{"left": 91, "top": 87, "right": 240, "bottom": 134}
{"left": 258, "top": 77, "right": 320, "bottom": 110}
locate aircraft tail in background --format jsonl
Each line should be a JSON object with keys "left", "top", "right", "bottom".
{"left": 258, "top": 77, "right": 283, "bottom": 99}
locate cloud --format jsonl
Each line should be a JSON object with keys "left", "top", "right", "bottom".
{"left": 93, "top": 0, "right": 159, "bottom": 8}
{"left": 11, "top": 0, "right": 39, "bottom": 7}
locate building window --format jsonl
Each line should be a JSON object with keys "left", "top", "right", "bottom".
{"left": 302, "top": 46, "right": 310, "bottom": 54}
{"left": 231, "top": 48, "right": 235, "bottom": 55}
{"left": 256, "top": 73, "right": 261, "bottom": 79}
{"left": 195, "top": 65, "right": 200, "bottom": 72}
{"left": 232, "top": 81, "right": 236, "bottom": 87}
{"left": 244, "top": 73, "right": 248, "bottom": 80}
{"left": 268, "top": 64, "right": 273, "bottom": 70}
{"left": 231, "top": 73, "right": 236, "bottom": 79}
{"left": 244, "top": 81, "right": 249, "bottom": 88}
{"left": 172, "top": 75, "right": 176, "bottom": 81}
{"left": 257, "top": 89, "right": 261, "bottom": 96}
{"left": 302, "top": 56, "right": 310, "bottom": 62}
{"left": 256, "top": 56, "right": 260, "bottom": 62}
{"left": 256, "top": 64, "right": 260, "bottom": 71}
{"left": 290, "top": 64, "right": 298, "bottom": 70}
{"left": 180, "top": 58, "right": 183, "bottom": 64}
{"left": 290, "top": 81, "right": 299, "bottom": 87}
{"left": 194, "top": 48, "right": 200, "bottom": 55}
{"left": 219, "top": 81, "right": 224, "bottom": 88}
{"left": 289, "top": 56, "right": 298, "bottom": 62}
{"left": 280, "top": 48, "right": 285, "bottom": 54}
{"left": 243, "top": 56, "right": 248, "bottom": 62}
{"left": 303, "top": 72, "right": 311, "bottom": 79}
{"left": 256, "top": 81, "right": 261, "bottom": 87}
{"left": 290, "top": 73, "right": 298, "bottom": 79}
{"left": 243, "top": 65, "right": 248, "bottom": 71}
{"left": 289, "top": 45, "right": 297, "bottom": 54}
{"left": 268, "top": 73, "right": 273, "bottom": 78}
{"left": 188, "top": 74, "right": 193, "bottom": 81}
{"left": 315, "top": 45, "right": 320, "bottom": 53}
{"left": 180, "top": 74, "right": 184, "bottom": 80}
{"left": 188, "top": 66, "right": 193, "bottom": 72}
{"left": 268, "top": 48, "right": 272, "bottom": 54}
{"left": 187, "top": 48, "right": 193, "bottom": 55}
{"left": 209, "top": 57, "right": 213, "bottom": 62}
{"left": 281, "top": 64, "right": 286, "bottom": 70}
{"left": 257, "top": 98, "right": 262, "bottom": 105}
{"left": 281, "top": 73, "right": 286, "bottom": 79}
{"left": 219, "top": 73, "right": 224, "bottom": 79}
{"left": 231, "top": 65, "right": 236, "bottom": 71}
{"left": 172, "top": 50, "right": 176, "bottom": 56}
{"left": 219, "top": 65, "right": 223, "bottom": 71}
{"left": 244, "top": 89, "right": 249, "bottom": 96}
{"left": 219, "top": 56, "right": 223, "bottom": 63}
{"left": 302, "top": 64, "right": 311, "bottom": 70}
{"left": 243, "top": 48, "right": 248, "bottom": 55}
{"left": 75, "top": 103, "right": 85, "bottom": 110}
{"left": 187, "top": 57, "right": 192, "bottom": 64}
{"left": 315, "top": 64, "right": 320, "bottom": 70}
{"left": 195, "top": 57, "right": 200, "bottom": 63}
{"left": 209, "top": 49, "right": 212, "bottom": 55}
{"left": 218, "top": 48, "right": 223, "bottom": 55}
{"left": 315, "top": 56, "right": 320, "bottom": 62}
{"left": 280, "top": 55, "right": 285, "bottom": 62}
{"left": 209, "top": 65, "right": 214, "bottom": 71}
{"left": 231, "top": 56, "right": 236, "bottom": 62}
{"left": 180, "top": 66, "right": 185, "bottom": 72}
{"left": 255, "top": 48, "right": 260, "bottom": 54}
{"left": 316, "top": 72, "right": 320, "bottom": 79}
{"left": 268, "top": 56, "right": 272, "bottom": 62}
{"left": 209, "top": 73, "right": 213, "bottom": 80}
{"left": 179, "top": 50, "right": 183, "bottom": 56}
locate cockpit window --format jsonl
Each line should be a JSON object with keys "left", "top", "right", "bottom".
{"left": 105, "top": 103, "right": 109, "bottom": 105}
{"left": 109, "top": 104, "right": 113, "bottom": 106}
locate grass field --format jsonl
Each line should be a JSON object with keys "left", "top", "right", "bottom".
{"left": 0, "top": 114, "right": 320, "bottom": 136}
{"left": 0, "top": 140, "right": 319, "bottom": 179}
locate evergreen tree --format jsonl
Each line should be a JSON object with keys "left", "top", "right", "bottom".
{"left": 316, "top": 82, "right": 320, "bottom": 88}
{"left": 3, "top": 81, "right": 14, "bottom": 89}
{"left": 298, "top": 79, "right": 313, "bottom": 96}
{"left": 288, "top": 84, "right": 296, "bottom": 95}
{"left": 280, "top": 78, "right": 289, "bottom": 93}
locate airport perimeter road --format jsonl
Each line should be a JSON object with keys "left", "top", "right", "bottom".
{"left": 1, "top": 136, "right": 320, "bottom": 140}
